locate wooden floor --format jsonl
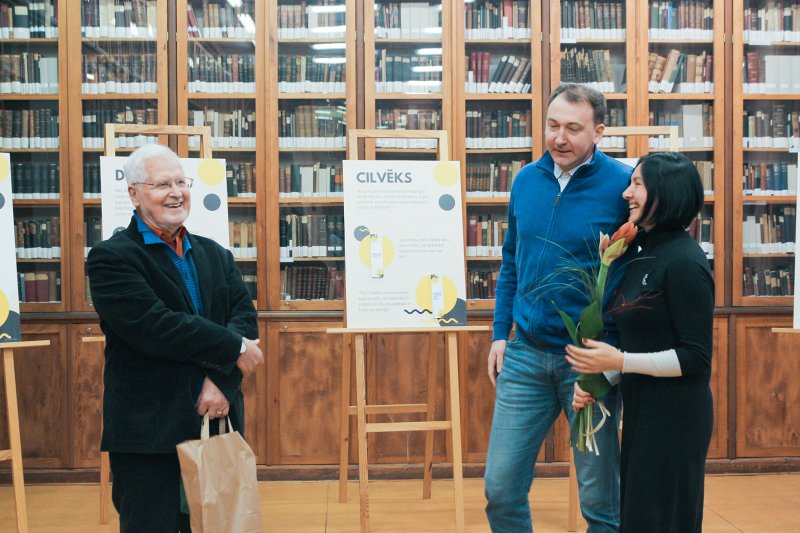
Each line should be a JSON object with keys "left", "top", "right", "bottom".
{"left": 0, "top": 474, "right": 798, "bottom": 532}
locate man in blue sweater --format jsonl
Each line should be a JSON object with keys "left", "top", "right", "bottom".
{"left": 484, "top": 84, "right": 632, "bottom": 532}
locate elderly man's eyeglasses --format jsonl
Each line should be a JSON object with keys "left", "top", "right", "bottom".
{"left": 132, "top": 177, "right": 194, "bottom": 191}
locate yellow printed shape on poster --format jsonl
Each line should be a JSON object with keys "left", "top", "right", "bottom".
{"left": 358, "top": 233, "right": 395, "bottom": 272}
{"left": 415, "top": 275, "right": 457, "bottom": 315}
{"left": 433, "top": 161, "right": 458, "bottom": 187}
{"left": 0, "top": 155, "right": 9, "bottom": 181}
{"left": 197, "top": 159, "right": 225, "bottom": 186}
{"left": 0, "top": 289, "right": 9, "bottom": 326}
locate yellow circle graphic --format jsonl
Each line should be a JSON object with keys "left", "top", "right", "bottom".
{"left": 0, "top": 156, "right": 9, "bottom": 182}
{"left": 433, "top": 161, "right": 458, "bottom": 187}
{"left": 358, "top": 234, "right": 395, "bottom": 270}
{"left": 197, "top": 159, "right": 225, "bottom": 186}
{"left": 415, "top": 275, "right": 457, "bottom": 315}
{"left": 0, "top": 289, "right": 9, "bottom": 326}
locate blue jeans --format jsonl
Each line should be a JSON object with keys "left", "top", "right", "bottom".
{"left": 484, "top": 337, "right": 620, "bottom": 532}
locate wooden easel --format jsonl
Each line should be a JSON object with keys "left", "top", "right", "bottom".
{"left": 89, "top": 124, "right": 217, "bottom": 524}
{"left": 565, "top": 124, "right": 679, "bottom": 532}
{"left": 333, "top": 128, "right": 488, "bottom": 532}
{"left": 0, "top": 340, "right": 50, "bottom": 533}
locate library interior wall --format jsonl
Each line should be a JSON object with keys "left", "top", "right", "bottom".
{"left": 1, "top": 0, "right": 799, "bottom": 480}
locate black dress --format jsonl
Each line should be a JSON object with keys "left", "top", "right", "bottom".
{"left": 614, "top": 229, "right": 714, "bottom": 533}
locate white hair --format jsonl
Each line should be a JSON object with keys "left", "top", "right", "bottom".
{"left": 123, "top": 143, "right": 181, "bottom": 185}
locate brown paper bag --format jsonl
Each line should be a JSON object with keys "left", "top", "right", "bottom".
{"left": 177, "top": 415, "right": 264, "bottom": 533}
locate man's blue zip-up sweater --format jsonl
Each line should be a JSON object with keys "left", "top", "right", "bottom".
{"left": 493, "top": 148, "right": 633, "bottom": 351}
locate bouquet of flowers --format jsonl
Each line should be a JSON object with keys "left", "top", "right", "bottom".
{"left": 552, "top": 221, "right": 637, "bottom": 454}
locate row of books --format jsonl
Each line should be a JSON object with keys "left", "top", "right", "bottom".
{"left": 375, "top": 108, "right": 442, "bottom": 149}
{"left": 279, "top": 55, "right": 345, "bottom": 91}
{"left": 647, "top": 103, "right": 714, "bottom": 149}
{"left": 82, "top": 53, "right": 158, "bottom": 94}
{"left": 374, "top": 2, "right": 442, "bottom": 39}
{"left": 279, "top": 213, "right": 345, "bottom": 259}
{"left": 375, "top": 52, "right": 441, "bottom": 94}
{"left": 84, "top": 216, "right": 103, "bottom": 252}
{"left": 742, "top": 105, "right": 800, "bottom": 146}
{"left": 598, "top": 102, "right": 627, "bottom": 149}
{"left": 14, "top": 218, "right": 62, "bottom": 259}
{"left": 241, "top": 273, "right": 258, "bottom": 300}
{"left": 743, "top": 1, "right": 800, "bottom": 43}
{"left": 687, "top": 211, "right": 714, "bottom": 257}
{"left": 281, "top": 264, "right": 344, "bottom": 301}
{"left": 743, "top": 53, "right": 800, "bottom": 94}
{"left": 693, "top": 159, "right": 714, "bottom": 193}
{"left": 277, "top": 105, "right": 346, "bottom": 146}
{"left": 228, "top": 220, "right": 257, "bottom": 259}
{"left": 560, "top": 48, "right": 619, "bottom": 93}
{"left": 465, "top": 160, "right": 526, "bottom": 197}
{"left": 11, "top": 162, "right": 60, "bottom": 198}
{"left": 598, "top": 136, "right": 626, "bottom": 150}
{"left": 0, "top": 2, "right": 58, "bottom": 39}
{"left": 742, "top": 265, "right": 794, "bottom": 298}
{"left": 467, "top": 268, "right": 498, "bottom": 300}
{"left": 648, "top": 49, "right": 713, "bottom": 94}
{"left": 82, "top": 103, "right": 158, "bottom": 148}
{"left": 17, "top": 271, "right": 61, "bottom": 303}
{"left": 466, "top": 214, "right": 508, "bottom": 256}
{"left": 189, "top": 108, "right": 256, "bottom": 149}
{"left": 83, "top": 162, "right": 102, "bottom": 197}
{"left": 0, "top": 53, "right": 59, "bottom": 95}
{"left": 560, "top": 0, "right": 626, "bottom": 40}
{"left": 278, "top": 162, "right": 343, "bottom": 197}
{"left": 647, "top": 0, "right": 713, "bottom": 40}
{"left": 276, "top": 2, "right": 346, "bottom": 40}
{"left": 743, "top": 161, "right": 798, "bottom": 195}
{"left": 227, "top": 161, "right": 256, "bottom": 198}
{"left": 188, "top": 53, "right": 255, "bottom": 93}
{"left": 187, "top": 0, "right": 256, "bottom": 39}
{"left": 464, "top": 0, "right": 530, "bottom": 40}
{"left": 742, "top": 206, "right": 797, "bottom": 254}
{"left": 81, "top": 0, "right": 157, "bottom": 38}
{"left": 0, "top": 108, "right": 59, "bottom": 149}
{"left": 465, "top": 109, "right": 532, "bottom": 148}
{"left": 465, "top": 53, "right": 531, "bottom": 94}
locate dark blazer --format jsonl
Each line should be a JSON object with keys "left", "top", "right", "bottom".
{"left": 87, "top": 217, "right": 258, "bottom": 454}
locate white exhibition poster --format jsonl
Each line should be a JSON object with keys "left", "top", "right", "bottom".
{"left": 343, "top": 159, "right": 467, "bottom": 328}
{"left": 100, "top": 156, "right": 229, "bottom": 247}
{"left": 0, "top": 153, "right": 21, "bottom": 342}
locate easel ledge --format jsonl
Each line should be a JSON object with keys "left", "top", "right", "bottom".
{"left": 772, "top": 328, "right": 800, "bottom": 334}
{"left": 0, "top": 340, "right": 50, "bottom": 349}
{"left": 327, "top": 326, "right": 490, "bottom": 334}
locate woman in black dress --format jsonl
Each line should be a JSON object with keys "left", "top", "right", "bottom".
{"left": 565, "top": 152, "right": 714, "bottom": 533}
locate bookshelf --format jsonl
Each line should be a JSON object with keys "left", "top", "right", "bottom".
{"left": 2, "top": 0, "right": 67, "bottom": 312}
{"left": 453, "top": 0, "right": 541, "bottom": 310}
{"left": 638, "top": 0, "right": 726, "bottom": 307}
{"left": 176, "top": 0, "right": 265, "bottom": 308}
{"left": 733, "top": 0, "right": 798, "bottom": 306}
{"left": 66, "top": 0, "right": 169, "bottom": 312}
{"left": 267, "top": 0, "right": 356, "bottom": 311}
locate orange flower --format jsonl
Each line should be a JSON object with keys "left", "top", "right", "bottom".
{"left": 610, "top": 221, "right": 638, "bottom": 246}
{"left": 600, "top": 222, "right": 638, "bottom": 267}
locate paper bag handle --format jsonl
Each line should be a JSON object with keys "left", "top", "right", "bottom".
{"left": 200, "top": 413, "right": 233, "bottom": 440}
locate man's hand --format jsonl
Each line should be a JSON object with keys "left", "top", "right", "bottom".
{"left": 488, "top": 339, "right": 507, "bottom": 387}
{"left": 236, "top": 337, "right": 263, "bottom": 377}
{"left": 196, "top": 377, "right": 229, "bottom": 419}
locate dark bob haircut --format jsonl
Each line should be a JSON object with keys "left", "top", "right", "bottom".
{"left": 635, "top": 152, "right": 703, "bottom": 231}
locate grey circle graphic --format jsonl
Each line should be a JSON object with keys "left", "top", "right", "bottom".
{"left": 0, "top": 193, "right": 5, "bottom": 210}
{"left": 438, "top": 194, "right": 456, "bottom": 211}
{"left": 354, "top": 225, "right": 370, "bottom": 241}
{"left": 203, "top": 194, "right": 222, "bottom": 211}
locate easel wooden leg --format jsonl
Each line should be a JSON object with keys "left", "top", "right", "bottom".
{"left": 354, "top": 334, "right": 370, "bottom": 533}
{"left": 3, "top": 349, "right": 28, "bottom": 533}
{"left": 422, "top": 332, "right": 438, "bottom": 499}
{"left": 339, "top": 334, "right": 353, "bottom": 503}
{"left": 445, "top": 333, "right": 465, "bottom": 533}
{"left": 99, "top": 451, "right": 110, "bottom": 524}
{"left": 567, "top": 451, "right": 579, "bottom": 532}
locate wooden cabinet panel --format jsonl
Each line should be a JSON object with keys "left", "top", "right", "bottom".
{"left": 461, "top": 324, "right": 496, "bottom": 462}
{"left": 243, "top": 320, "right": 268, "bottom": 464}
{"left": 0, "top": 324, "right": 67, "bottom": 468}
{"left": 368, "top": 333, "right": 448, "bottom": 464}
{"left": 267, "top": 321, "right": 344, "bottom": 465}
{"left": 70, "top": 323, "right": 103, "bottom": 468}
{"left": 736, "top": 316, "right": 800, "bottom": 457}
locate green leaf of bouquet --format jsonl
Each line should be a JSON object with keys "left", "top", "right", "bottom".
{"left": 578, "top": 299, "right": 604, "bottom": 340}
{"left": 553, "top": 301, "right": 580, "bottom": 346}
{"left": 577, "top": 372, "right": 612, "bottom": 399}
